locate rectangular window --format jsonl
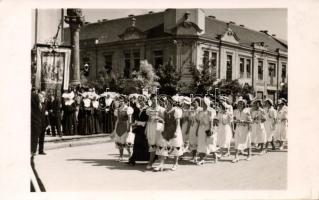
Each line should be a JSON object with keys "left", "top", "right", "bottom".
{"left": 133, "top": 51, "right": 140, "bottom": 71}
{"left": 203, "top": 51, "right": 209, "bottom": 67}
{"left": 257, "top": 91, "right": 263, "bottom": 99}
{"left": 246, "top": 58, "right": 251, "bottom": 78}
{"left": 281, "top": 64, "right": 287, "bottom": 82}
{"left": 154, "top": 50, "right": 163, "bottom": 70}
{"left": 268, "top": 63, "right": 276, "bottom": 77}
{"left": 104, "top": 54, "right": 112, "bottom": 71}
{"left": 210, "top": 52, "right": 217, "bottom": 67}
{"left": 258, "top": 60, "right": 263, "bottom": 80}
{"left": 226, "top": 54, "right": 232, "bottom": 81}
{"left": 239, "top": 58, "right": 245, "bottom": 78}
{"left": 124, "top": 52, "right": 130, "bottom": 78}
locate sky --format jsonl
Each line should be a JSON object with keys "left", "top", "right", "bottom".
{"left": 82, "top": 8, "right": 287, "bottom": 40}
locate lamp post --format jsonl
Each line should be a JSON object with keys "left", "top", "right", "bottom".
{"left": 64, "top": 9, "right": 84, "bottom": 87}
{"left": 95, "top": 38, "right": 99, "bottom": 79}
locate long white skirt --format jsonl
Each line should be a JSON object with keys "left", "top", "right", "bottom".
{"left": 275, "top": 120, "right": 288, "bottom": 141}
{"left": 114, "top": 132, "right": 128, "bottom": 149}
{"left": 156, "top": 127, "right": 184, "bottom": 157}
{"left": 146, "top": 120, "right": 162, "bottom": 152}
{"left": 234, "top": 125, "right": 251, "bottom": 150}
{"left": 252, "top": 123, "right": 267, "bottom": 144}
{"left": 217, "top": 124, "right": 232, "bottom": 148}
{"left": 264, "top": 121, "right": 275, "bottom": 142}
{"left": 197, "top": 124, "right": 218, "bottom": 154}
{"left": 188, "top": 122, "right": 199, "bottom": 151}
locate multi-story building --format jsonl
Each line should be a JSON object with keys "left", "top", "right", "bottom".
{"left": 63, "top": 9, "right": 287, "bottom": 102}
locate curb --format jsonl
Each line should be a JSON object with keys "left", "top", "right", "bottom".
{"left": 44, "top": 134, "right": 113, "bottom": 150}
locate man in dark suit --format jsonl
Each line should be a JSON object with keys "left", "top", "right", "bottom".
{"left": 38, "top": 92, "right": 48, "bottom": 155}
{"left": 48, "top": 95, "right": 62, "bottom": 137}
{"left": 31, "top": 91, "right": 41, "bottom": 155}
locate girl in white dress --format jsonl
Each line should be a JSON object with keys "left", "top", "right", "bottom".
{"left": 250, "top": 99, "right": 267, "bottom": 154}
{"left": 275, "top": 98, "right": 288, "bottom": 150}
{"left": 188, "top": 98, "right": 202, "bottom": 163}
{"left": 263, "top": 99, "right": 277, "bottom": 151}
{"left": 232, "top": 97, "right": 252, "bottom": 162}
{"left": 145, "top": 95, "right": 165, "bottom": 169}
{"left": 154, "top": 96, "right": 183, "bottom": 171}
{"left": 196, "top": 97, "right": 217, "bottom": 165}
{"left": 216, "top": 101, "right": 233, "bottom": 157}
{"left": 110, "top": 96, "right": 134, "bottom": 162}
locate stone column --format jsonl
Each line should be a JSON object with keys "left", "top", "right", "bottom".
{"left": 65, "top": 9, "right": 84, "bottom": 87}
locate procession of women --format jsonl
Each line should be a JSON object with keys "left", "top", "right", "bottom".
{"left": 60, "top": 87, "right": 288, "bottom": 172}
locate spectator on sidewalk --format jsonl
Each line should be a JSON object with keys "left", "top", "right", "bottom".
{"left": 38, "top": 91, "right": 48, "bottom": 155}
{"left": 48, "top": 94, "right": 63, "bottom": 137}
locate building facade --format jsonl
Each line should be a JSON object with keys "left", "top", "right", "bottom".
{"left": 63, "top": 9, "right": 288, "bottom": 101}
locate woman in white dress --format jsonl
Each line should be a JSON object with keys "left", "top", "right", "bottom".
{"left": 180, "top": 97, "right": 191, "bottom": 157}
{"left": 188, "top": 98, "right": 202, "bottom": 163}
{"left": 216, "top": 101, "right": 233, "bottom": 157}
{"left": 196, "top": 97, "right": 218, "bottom": 165}
{"left": 250, "top": 99, "right": 267, "bottom": 154}
{"left": 263, "top": 99, "right": 277, "bottom": 151}
{"left": 275, "top": 98, "right": 288, "bottom": 150}
{"left": 154, "top": 96, "right": 183, "bottom": 171}
{"left": 232, "top": 97, "right": 252, "bottom": 162}
{"left": 110, "top": 95, "right": 134, "bottom": 162}
{"left": 145, "top": 95, "right": 165, "bottom": 169}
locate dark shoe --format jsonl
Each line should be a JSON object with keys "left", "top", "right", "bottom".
{"left": 127, "top": 160, "right": 136, "bottom": 166}
{"left": 39, "top": 152, "right": 46, "bottom": 155}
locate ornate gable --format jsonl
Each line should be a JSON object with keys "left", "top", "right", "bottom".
{"left": 118, "top": 17, "right": 146, "bottom": 40}
{"left": 172, "top": 12, "right": 203, "bottom": 35}
{"left": 220, "top": 25, "right": 240, "bottom": 44}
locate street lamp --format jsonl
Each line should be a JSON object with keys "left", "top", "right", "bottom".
{"left": 95, "top": 38, "right": 99, "bottom": 79}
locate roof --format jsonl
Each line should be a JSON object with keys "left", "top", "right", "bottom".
{"left": 63, "top": 11, "right": 287, "bottom": 52}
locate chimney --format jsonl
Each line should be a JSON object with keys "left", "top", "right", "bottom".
{"left": 260, "top": 30, "right": 269, "bottom": 34}
{"left": 131, "top": 17, "right": 136, "bottom": 27}
{"left": 128, "top": 14, "right": 134, "bottom": 18}
{"left": 239, "top": 24, "right": 245, "bottom": 27}
{"left": 229, "top": 21, "right": 236, "bottom": 24}
{"left": 148, "top": 11, "right": 154, "bottom": 14}
{"left": 208, "top": 15, "right": 216, "bottom": 19}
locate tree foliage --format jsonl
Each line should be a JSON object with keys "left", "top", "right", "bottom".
{"left": 156, "top": 59, "right": 182, "bottom": 95}
{"left": 189, "top": 62, "right": 217, "bottom": 94}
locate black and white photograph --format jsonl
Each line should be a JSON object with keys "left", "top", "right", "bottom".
{"left": 30, "top": 8, "right": 288, "bottom": 191}
{"left": 1, "top": 1, "right": 319, "bottom": 200}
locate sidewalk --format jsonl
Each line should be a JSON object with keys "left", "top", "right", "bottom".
{"left": 44, "top": 133, "right": 112, "bottom": 150}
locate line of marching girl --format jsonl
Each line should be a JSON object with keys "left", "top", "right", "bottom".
{"left": 109, "top": 93, "right": 288, "bottom": 171}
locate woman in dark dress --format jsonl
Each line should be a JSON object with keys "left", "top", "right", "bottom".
{"left": 128, "top": 95, "right": 150, "bottom": 165}
{"left": 102, "top": 94, "right": 115, "bottom": 133}
{"left": 80, "top": 94, "right": 93, "bottom": 135}
{"left": 92, "top": 95, "right": 102, "bottom": 134}
{"left": 62, "top": 96, "right": 77, "bottom": 135}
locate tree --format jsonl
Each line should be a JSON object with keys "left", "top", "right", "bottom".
{"left": 157, "top": 59, "right": 182, "bottom": 95}
{"left": 212, "top": 79, "right": 254, "bottom": 103}
{"left": 189, "top": 62, "right": 217, "bottom": 94}
{"left": 134, "top": 60, "right": 159, "bottom": 94}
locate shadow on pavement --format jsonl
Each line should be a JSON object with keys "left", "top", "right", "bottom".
{"left": 67, "top": 158, "right": 150, "bottom": 172}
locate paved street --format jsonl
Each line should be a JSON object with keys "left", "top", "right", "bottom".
{"left": 34, "top": 139, "right": 287, "bottom": 191}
